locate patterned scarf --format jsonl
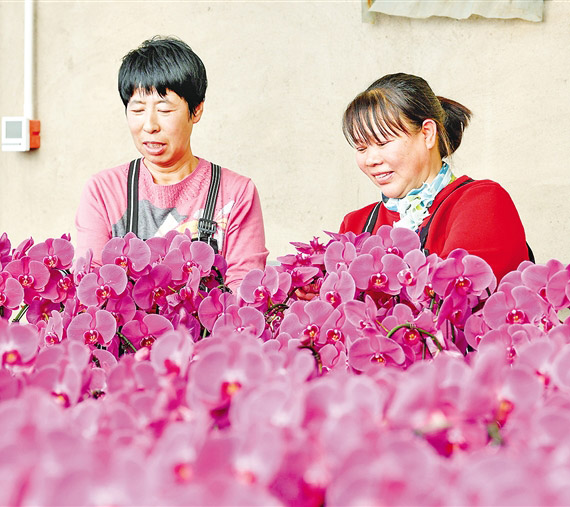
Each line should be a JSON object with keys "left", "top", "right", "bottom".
{"left": 383, "top": 163, "right": 455, "bottom": 231}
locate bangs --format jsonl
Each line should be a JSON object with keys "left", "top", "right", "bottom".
{"left": 342, "top": 89, "right": 410, "bottom": 147}
{"left": 120, "top": 59, "right": 185, "bottom": 104}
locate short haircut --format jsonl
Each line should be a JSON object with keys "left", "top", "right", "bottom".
{"left": 118, "top": 36, "right": 207, "bottom": 116}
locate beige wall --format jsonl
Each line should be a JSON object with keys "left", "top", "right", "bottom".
{"left": 1, "top": 0, "right": 569, "bottom": 264}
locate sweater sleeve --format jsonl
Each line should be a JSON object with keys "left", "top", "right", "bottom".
{"left": 221, "top": 179, "right": 269, "bottom": 291}
{"left": 74, "top": 176, "right": 113, "bottom": 266}
{"left": 430, "top": 181, "right": 529, "bottom": 281}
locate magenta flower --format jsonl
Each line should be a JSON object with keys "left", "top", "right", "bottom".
{"left": 122, "top": 313, "right": 174, "bottom": 349}
{"left": 198, "top": 288, "right": 238, "bottom": 331}
{"left": 28, "top": 237, "right": 74, "bottom": 271}
{"left": 212, "top": 305, "right": 267, "bottom": 340}
{"left": 546, "top": 264, "right": 570, "bottom": 311}
{"left": 67, "top": 306, "right": 117, "bottom": 347}
{"left": 101, "top": 232, "right": 152, "bottom": 277}
{"left": 397, "top": 249, "right": 436, "bottom": 303}
{"left": 373, "top": 224, "right": 421, "bottom": 257}
{"left": 483, "top": 285, "right": 547, "bottom": 330}
{"left": 77, "top": 264, "right": 128, "bottom": 307}
{"left": 348, "top": 250, "right": 406, "bottom": 294}
{"left": 73, "top": 248, "right": 93, "bottom": 285}
{"left": 38, "top": 309, "right": 65, "bottom": 346}
{"left": 432, "top": 249, "right": 496, "bottom": 298}
{"left": 319, "top": 269, "right": 355, "bottom": 308}
{"left": 0, "top": 232, "right": 12, "bottom": 269}
{"left": 132, "top": 264, "right": 173, "bottom": 310}
{"left": 151, "top": 329, "right": 194, "bottom": 377}
{"left": 11, "top": 236, "right": 34, "bottom": 260}
{"left": 26, "top": 298, "right": 61, "bottom": 325}
{"left": 163, "top": 239, "right": 215, "bottom": 285}
{"left": 348, "top": 333, "right": 406, "bottom": 371}
{"left": 279, "top": 300, "right": 337, "bottom": 348}
{"left": 4, "top": 256, "right": 51, "bottom": 304}
{"left": 239, "top": 265, "right": 291, "bottom": 309}
{"left": 0, "top": 319, "right": 39, "bottom": 368}
{"left": 105, "top": 292, "right": 137, "bottom": 328}
{"left": 324, "top": 241, "right": 358, "bottom": 275}
{"left": 0, "top": 271, "right": 24, "bottom": 311}
{"left": 289, "top": 266, "right": 321, "bottom": 289}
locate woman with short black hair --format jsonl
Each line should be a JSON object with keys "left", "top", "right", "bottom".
{"left": 75, "top": 36, "right": 268, "bottom": 290}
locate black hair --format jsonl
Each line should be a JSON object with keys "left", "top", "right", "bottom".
{"left": 342, "top": 73, "right": 472, "bottom": 158}
{"left": 118, "top": 36, "right": 207, "bottom": 116}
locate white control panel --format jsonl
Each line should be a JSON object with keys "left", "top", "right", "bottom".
{"left": 2, "top": 117, "right": 31, "bottom": 151}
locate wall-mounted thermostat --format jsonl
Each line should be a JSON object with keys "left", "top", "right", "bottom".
{"left": 2, "top": 116, "right": 40, "bottom": 152}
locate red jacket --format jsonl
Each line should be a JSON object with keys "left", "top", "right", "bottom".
{"left": 339, "top": 176, "right": 530, "bottom": 281}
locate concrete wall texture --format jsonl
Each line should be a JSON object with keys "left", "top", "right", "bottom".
{"left": 1, "top": 0, "right": 569, "bottom": 265}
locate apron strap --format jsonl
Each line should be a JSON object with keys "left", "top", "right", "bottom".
{"left": 124, "top": 160, "right": 221, "bottom": 254}
{"left": 126, "top": 158, "right": 141, "bottom": 236}
{"left": 197, "top": 163, "right": 221, "bottom": 253}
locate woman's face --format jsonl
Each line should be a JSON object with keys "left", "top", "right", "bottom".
{"left": 354, "top": 122, "right": 437, "bottom": 199}
{"left": 126, "top": 88, "right": 202, "bottom": 175}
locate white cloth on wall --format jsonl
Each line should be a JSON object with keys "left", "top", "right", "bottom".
{"left": 367, "top": 0, "right": 544, "bottom": 22}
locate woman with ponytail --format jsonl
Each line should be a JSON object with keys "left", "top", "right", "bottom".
{"left": 339, "top": 73, "right": 530, "bottom": 281}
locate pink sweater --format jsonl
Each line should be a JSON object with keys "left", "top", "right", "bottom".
{"left": 75, "top": 158, "right": 268, "bottom": 290}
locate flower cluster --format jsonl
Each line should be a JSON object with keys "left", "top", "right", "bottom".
{"left": 1, "top": 227, "right": 570, "bottom": 505}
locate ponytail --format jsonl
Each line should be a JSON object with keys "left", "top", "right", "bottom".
{"left": 437, "top": 96, "right": 472, "bottom": 157}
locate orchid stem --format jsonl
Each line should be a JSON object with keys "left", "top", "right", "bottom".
{"left": 12, "top": 304, "right": 29, "bottom": 323}
{"left": 386, "top": 323, "right": 443, "bottom": 351}
{"left": 117, "top": 331, "right": 137, "bottom": 353}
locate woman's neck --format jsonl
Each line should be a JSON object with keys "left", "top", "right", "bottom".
{"left": 145, "top": 154, "right": 200, "bottom": 185}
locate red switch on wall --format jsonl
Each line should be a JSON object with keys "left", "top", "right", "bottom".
{"left": 30, "top": 119, "right": 40, "bottom": 149}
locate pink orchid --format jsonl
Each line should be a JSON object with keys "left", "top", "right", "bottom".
{"left": 483, "top": 285, "right": 548, "bottom": 330}
{"left": 29, "top": 340, "right": 91, "bottom": 406}
{"left": 319, "top": 269, "right": 355, "bottom": 308}
{"left": 373, "top": 224, "right": 421, "bottom": 257}
{"left": 132, "top": 264, "right": 173, "bottom": 310}
{"left": 121, "top": 312, "right": 174, "bottom": 350}
{"left": 288, "top": 266, "right": 321, "bottom": 289}
{"left": 38, "top": 309, "right": 65, "bottom": 347}
{"left": 28, "top": 237, "right": 74, "bottom": 271}
{"left": 239, "top": 265, "right": 291, "bottom": 309}
{"left": 348, "top": 333, "right": 406, "bottom": 371}
{"left": 162, "top": 239, "right": 215, "bottom": 284}
{"left": 0, "top": 319, "right": 39, "bottom": 369}
{"left": 197, "top": 288, "right": 238, "bottom": 331}
{"left": 546, "top": 264, "right": 570, "bottom": 310}
{"left": 431, "top": 248, "right": 496, "bottom": 298}
{"left": 279, "top": 300, "right": 337, "bottom": 348}
{"left": 11, "top": 236, "right": 34, "bottom": 260}
{"left": 348, "top": 250, "right": 407, "bottom": 294}
{"left": 4, "top": 256, "right": 51, "bottom": 304}
{"left": 73, "top": 248, "right": 93, "bottom": 285}
{"left": 101, "top": 232, "right": 152, "bottom": 277}
{"left": 26, "top": 298, "right": 61, "bottom": 325}
{"left": 105, "top": 292, "right": 137, "bottom": 328}
{"left": 0, "top": 271, "right": 24, "bottom": 312}
{"left": 397, "top": 249, "right": 436, "bottom": 303}
{"left": 0, "top": 232, "right": 11, "bottom": 269}
{"left": 77, "top": 264, "right": 128, "bottom": 307}
{"left": 211, "top": 305, "right": 267, "bottom": 340}
{"left": 187, "top": 335, "right": 270, "bottom": 419}
{"left": 324, "top": 240, "right": 358, "bottom": 274}
{"left": 151, "top": 329, "right": 194, "bottom": 377}
{"left": 67, "top": 306, "right": 117, "bottom": 347}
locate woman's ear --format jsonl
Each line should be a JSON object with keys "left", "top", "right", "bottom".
{"left": 192, "top": 102, "right": 204, "bottom": 124}
{"left": 421, "top": 119, "right": 438, "bottom": 150}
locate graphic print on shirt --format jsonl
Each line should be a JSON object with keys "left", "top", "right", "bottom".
{"left": 112, "top": 199, "right": 235, "bottom": 250}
